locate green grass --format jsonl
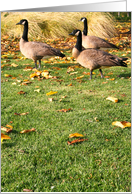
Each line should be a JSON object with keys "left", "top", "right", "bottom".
{"left": 1, "top": 49, "right": 131, "bottom": 192}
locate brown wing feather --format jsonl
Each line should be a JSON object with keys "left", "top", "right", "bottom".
{"left": 77, "top": 49, "right": 127, "bottom": 70}
{"left": 82, "top": 35, "right": 118, "bottom": 49}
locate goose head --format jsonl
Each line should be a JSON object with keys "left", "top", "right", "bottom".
{"left": 16, "top": 19, "right": 28, "bottom": 25}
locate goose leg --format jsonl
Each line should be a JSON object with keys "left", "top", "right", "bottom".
{"left": 89, "top": 70, "right": 92, "bottom": 80}
{"left": 39, "top": 60, "right": 41, "bottom": 69}
{"left": 99, "top": 69, "right": 104, "bottom": 78}
{"left": 34, "top": 60, "right": 37, "bottom": 69}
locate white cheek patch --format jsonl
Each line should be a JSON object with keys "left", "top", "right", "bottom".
{"left": 22, "top": 21, "right": 26, "bottom": 25}
{"left": 81, "top": 18, "right": 85, "bottom": 22}
{"left": 75, "top": 31, "right": 80, "bottom": 36}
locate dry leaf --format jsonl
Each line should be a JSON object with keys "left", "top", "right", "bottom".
{"left": 59, "top": 95, "right": 67, "bottom": 102}
{"left": 23, "top": 189, "right": 33, "bottom": 192}
{"left": 1, "top": 126, "right": 12, "bottom": 133}
{"left": 21, "top": 81, "right": 32, "bottom": 85}
{"left": 23, "top": 66, "right": 33, "bottom": 71}
{"left": 112, "top": 121, "right": 131, "bottom": 128}
{"left": 67, "top": 83, "right": 72, "bottom": 86}
{"left": 57, "top": 108, "right": 71, "bottom": 112}
{"left": 68, "top": 138, "right": 88, "bottom": 145}
{"left": 11, "top": 63, "right": 18, "bottom": 67}
{"left": 20, "top": 128, "right": 35, "bottom": 134}
{"left": 41, "top": 71, "right": 49, "bottom": 77}
{"left": 6, "top": 124, "right": 13, "bottom": 129}
{"left": 102, "top": 82, "right": 108, "bottom": 84}
{"left": 74, "top": 75, "right": 84, "bottom": 80}
{"left": 94, "top": 117, "right": 99, "bottom": 122}
{"left": 46, "top": 91, "right": 58, "bottom": 96}
{"left": 69, "top": 133, "right": 84, "bottom": 138}
{"left": 17, "top": 91, "right": 26, "bottom": 95}
{"left": 48, "top": 98, "right": 53, "bottom": 102}
{"left": 106, "top": 96, "right": 118, "bottom": 103}
{"left": 109, "top": 78, "right": 115, "bottom": 81}
{"left": 30, "top": 73, "right": 38, "bottom": 78}
{"left": 4, "top": 74, "right": 12, "bottom": 77}
{"left": 34, "top": 89, "right": 40, "bottom": 93}
{"left": 1, "top": 133, "right": 11, "bottom": 143}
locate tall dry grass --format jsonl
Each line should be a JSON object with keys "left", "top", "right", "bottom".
{"left": 1, "top": 12, "right": 117, "bottom": 39}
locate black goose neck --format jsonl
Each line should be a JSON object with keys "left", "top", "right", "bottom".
{"left": 22, "top": 21, "right": 28, "bottom": 42}
{"left": 75, "top": 31, "right": 82, "bottom": 52}
{"left": 83, "top": 18, "right": 88, "bottom": 36}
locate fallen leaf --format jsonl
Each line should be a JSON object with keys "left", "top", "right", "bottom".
{"left": 12, "top": 82, "right": 17, "bottom": 85}
{"left": 6, "top": 124, "right": 13, "bottom": 129}
{"left": 104, "top": 76, "right": 110, "bottom": 78}
{"left": 67, "top": 83, "right": 72, "bottom": 86}
{"left": 20, "top": 128, "right": 36, "bottom": 133}
{"left": 34, "top": 89, "right": 40, "bottom": 93}
{"left": 109, "top": 78, "right": 115, "bottom": 81}
{"left": 102, "top": 82, "right": 108, "bottom": 84}
{"left": 94, "top": 117, "right": 99, "bottom": 122}
{"left": 69, "top": 133, "right": 84, "bottom": 138}
{"left": 1, "top": 133, "right": 11, "bottom": 143}
{"left": 1, "top": 126, "right": 12, "bottom": 133}
{"left": 17, "top": 91, "right": 26, "bottom": 95}
{"left": 74, "top": 75, "right": 84, "bottom": 80}
{"left": 30, "top": 73, "right": 38, "bottom": 78}
{"left": 46, "top": 91, "right": 58, "bottom": 96}
{"left": 11, "top": 63, "right": 18, "bottom": 67}
{"left": 67, "top": 138, "right": 88, "bottom": 145}
{"left": 23, "top": 189, "right": 33, "bottom": 192}
{"left": 48, "top": 98, "right": 53, "bottom": 102}
{"left": 23, "top": 66, "right": 33, "bottom": 71}
{"left": 57, "top": 108, "right": 72, "bottom": 112}
{"left": 4, "top": 74, "right": 12, "bottom": 77}
{"left": 112, "top": 121, "right": 131, "bottom": 128}
{"left": 21, "top": 81, "right": 32, "bottom": 85}
{"left": 106, "top": 96, "right": 118, "bottom": 103}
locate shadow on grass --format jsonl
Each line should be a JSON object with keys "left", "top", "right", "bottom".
{"left": 119, "top": 72, "right": 131, "bottom": 78}
{"left": 1, "top": 142, "right": 16, "bottom": 148}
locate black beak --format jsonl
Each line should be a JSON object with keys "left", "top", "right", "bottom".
{"left": 16, "top": 22, "right": 21, "bottom": 25}
{"left": 69, "top": 32, "right": 74, "bottom": 35}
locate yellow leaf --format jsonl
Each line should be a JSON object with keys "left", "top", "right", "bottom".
{"left": 30, "top": 73, "right": 38, "bottom": 78}
{"left": 109, "top": 78, "right": 115, "bottom": 81}
{"left": 69, "top": 133, "right": 84, "bottom": 138}
{"left": 75, "top": 75, "right": 84, "bottom": 79}
{"left": 106, "top": 96, "right": 118, "bottom": 103}
{"left": 6, "top": 124, "right": 13, "bottom": 129}
{"left": 20, "top": 112, "right": 29, "bottom": 116}
{"left": 46, "top": 91, "right": 58, "bottom": 96}
{"left": 4, "top": 74, "right": 12, "bottom": 77}
{"left": 41, "top": 71, "right": 49, "bottom": 77}
{"left": 1, "top": 133, "right": 11, "bottom": 143}
{"left": 112, "top": 121, "right": 131, "bottom": 128}
{"left": 11, "top": 63, "right": 18, "bottom": 67}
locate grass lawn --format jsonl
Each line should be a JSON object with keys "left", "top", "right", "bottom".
{"left": 1, "top": 17, "right": 131, "bottom": 191}
{"left": 1, "top": 48, "right": 131, "bottom": 192}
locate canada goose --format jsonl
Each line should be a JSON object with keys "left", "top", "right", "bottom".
{"left": 16, "top": 19, "right": 65, "bottom": 69}
{"left": 79, "top": 17, "right": 118, "bottom": 49}
{"left": 69, "top": 29, "right": 127, "bottom": 79}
